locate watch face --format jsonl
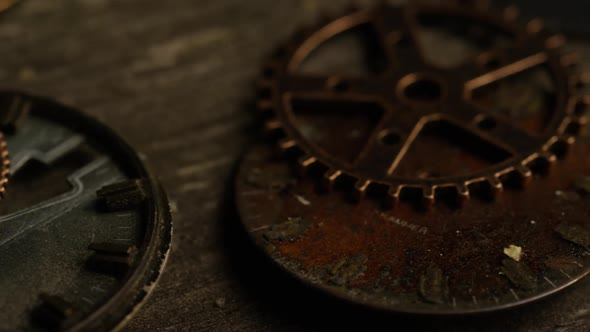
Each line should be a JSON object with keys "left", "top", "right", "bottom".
{"left": 0, "top": 92, "right": 172, "bottom": 331}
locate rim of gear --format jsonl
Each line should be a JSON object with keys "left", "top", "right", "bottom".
{"left": 256, "top": 0, "right": 589, "bottom": 207}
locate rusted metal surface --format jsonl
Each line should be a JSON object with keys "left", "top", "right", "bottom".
{"left": 238, "top": 1, "right": 590, "bottom": 314}
{"left": 236, "top": 141, "right": 590, "bottom": 314}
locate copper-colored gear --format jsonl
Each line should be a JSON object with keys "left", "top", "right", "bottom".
{"left": 257, "top": 0, "right": 588, "bottom": 207}
{"left": 0, "top": 132, "right": 10, "bottom": 199}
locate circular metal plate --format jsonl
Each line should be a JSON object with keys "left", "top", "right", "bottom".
{"left": 0, "top": 92, "right": 172, "bottom": 331}
{"left": 236, "top": 142, "right": 590, "bottom": 314}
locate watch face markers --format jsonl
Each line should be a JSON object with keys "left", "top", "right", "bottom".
{"left": 96, "top": 179, "right": 147, "bottom": 212}
{"left": 87, "top": 243, "right": 139, "bottom": 277}
{"left": 0, "top": 92, "right": 171, "bottom": 331}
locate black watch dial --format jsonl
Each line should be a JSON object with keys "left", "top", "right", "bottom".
{"left": 0, "top": 92, "right": 172, "bottom": 331}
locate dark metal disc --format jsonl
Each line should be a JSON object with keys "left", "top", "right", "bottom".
{"left": 236, "top": 142, "right": 590, "bottom": 314}
{"left": 0, "top": 91, "right": 172, "bottom": 331}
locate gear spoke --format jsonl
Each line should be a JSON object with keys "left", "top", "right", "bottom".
{"left": 281, "top": 74, "right": 384, "bottom": 101}
{"left": 462, "top": 37, "right": 548, "bottom": 94}
{"left": 371, "top": 5, "right": 426, "bottom": 73}
{"left": 353, "top": 110, "right": 425, "bottom": 177}
{"left": 263, "top": 2, "right": 578, "bottom": 205}
{"left": 453, "top": 103, "right": 543, "bottom": 153}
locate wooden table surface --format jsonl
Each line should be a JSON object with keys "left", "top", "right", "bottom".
{"left": 1, "top": 1, "right": 588, "bottom": 331}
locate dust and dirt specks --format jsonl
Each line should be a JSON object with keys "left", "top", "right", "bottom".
{"left": 573, "top": 176, "right": 590, "bottom": 194}
{"left": 419, "top": 267, "right": 449, "bottom": 305}
{"left": 215, "top": 297, "right": 226, "bottom": 308}
{"left": 262, "top": 217, "right": 310, "bottom": 243}
{"left": 501, "top": 259, "right": 537, "bottom": 290}
{"left": 294, "top": 194, "right": 311, "bottom": 206}
{"left": 504, "top": 245, "right": 523, "bottom": 262}
{"left": 555, "top": 223, "right": 590, "bottom": 248}
{"left": 327, "top": 255, "right": 368, "bottom": 287}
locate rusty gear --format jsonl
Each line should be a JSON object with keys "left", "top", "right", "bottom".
{"left": 257, "top": 1, "right": 588, "bottom": 206}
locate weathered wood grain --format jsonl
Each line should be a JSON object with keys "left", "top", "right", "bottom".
{"left": 0, "top": 1, "right": 588, "bottom": 331}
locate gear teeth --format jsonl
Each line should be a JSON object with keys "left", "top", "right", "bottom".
{"left": 486, "top": 176, "right": 504, "bottom": 195}
{"left": 0, "top": 132, "right": 9, "bottom": 199}
{"left": 353, "top": 179, "right": 371, "bottom": 202}
{"left": 421, "top": 186, "right": 435, "bottom": 208}
{"left": 540, "top": 151, "right": 558, "bottom": 164}
{"left": 561, "top": 115, "right": 585, "bottom": 135}
{"left": 559, "top": 134, "right": 576, "bottom": 145}
{"left": 278, "top": 138, "right": 297, "bottom": 151}
{"left": 297, "top": 155, "right": 317, "bottom": 175}
{"left": 502, "top": 6, "right": 520, "bottom": 21}
{"left": 455, "top": 184, "right": 470, "bottom": 206}
{"left": 535, "top": 150, "right": 557, "bottom": 173}
{"left": 550, "top": 134, "right": 576, "bottom": 158}
{"left": 386, "top": 185, "right": 402, "bottom": 208}
{"left": 256, "top": 1, "right": 580, "bottom": 209}
{"left": 322, "top": 169, "right": 342, "bottom": 192}
{"left": 526, "top": 18, "right": 544, "bottom": 34}
{"left": 546, "top": 34, "right": 567, "bottom": 49}
{"left": 514, "top": 164, "right": 533, "bottom": 186}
